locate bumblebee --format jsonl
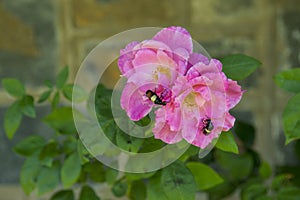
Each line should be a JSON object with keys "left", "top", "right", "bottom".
{"left": 202, "top": 118, "right": 214, "bottom": 135}
{"left": 146, "top": 90, "right": 167, "bottom": 106}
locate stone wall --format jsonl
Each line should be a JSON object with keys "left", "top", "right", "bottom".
{"left": 0, "top": 0, "right": 299, "bottom": 199}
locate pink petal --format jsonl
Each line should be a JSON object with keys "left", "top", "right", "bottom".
{"left": 118, "top": 41, "right": 139, "bottom": 75}
{"left": 153, "top": 108, "right": 183, "bottom": 144}
{"left": 153, "top": 26, "right": 193, "bottom": 54}
{"left": 225, "top": 78, "right": 243, "bottom": 110}
{"left": 223, "top": 112, "right": 235, "bottom": 131}
{"left": 120, "top": 82, "right": 152, "bottom": 121}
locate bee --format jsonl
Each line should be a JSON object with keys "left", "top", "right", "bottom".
{"left": 146, "top": 90, "right": 167, "bottom": 106}
{"left": 202, "top": 118, "right": 214, "bottom": 135}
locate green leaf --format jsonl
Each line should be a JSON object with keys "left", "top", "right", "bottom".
{"left": 4, "top": 101, "right": 22, "bottom": 139}
{"left": 111, "top": 181, "right": 128, "bottom": 197}
{"left": 259, "top": 161, "right": 272, "bottom": 179}
{"left": 20, "top": 95, "right": 36, "bottom": 118}
{"left": 277, "top": 186, "right": 300, "bottom": 200}
{"left": 62, "top": 136, "right": 77, "bottom": 154}
{"left": 215, "top": 150, "right": 254, "bottom": 181}
{"left": 147, "top": 172, "right": 169, "bottom": 200}
{"left": 43, "top": 107, "right": 76, "bottom": 134}
{"left": 77, "top": 139, "right": 90, "bottom": 165}
{"left": 129, "top": 180, "right": 146, "bottom": 200}
{"left": 39, "top": 140, "right": 59, "bottom": 167}
{"left": 116, "top": 129, "right": 144, "bottom": 153}
{"left": 14, "top": 135, "right": 46, "bottom": 156}
{"left": 52, "top": 91, "right": 60, "bottom": 109}
{"left": 215, "top": 131, "right": 239, "bottom": 154}
{"left": 62, "top": 84, "right": 88, "bottom": 103}
{"left": 61, "top": 152, "right": 81, "bottom": 188}
{"left": 220, "top": 54, "right": 261, "bottom": 80}
{"left": 186, "top": 162, "right": 224, "bottom": 190}
{"left": 125, "top": 171, "right": 156, "bottom": 181}
{"left": 161, "top": 161, "right": 197, "bottom": 200}
{"left": 79, "top": 185, "right": 100, "bottom": 200}
{"left": 105, "top": 168, "right": 118, "bottom": 185}
{"left": 20, "top": 153, "right": 41, "bottom": 195}
{"left": 241, "top": 183, "right": 267, "bottom": 200}
{"left": 234, "top": 120, "right": 255, "bottom": 148}
{"left": 38, "top": 90, "right": 52, "bottom": 103}
{"left": 37, "top": 161, "right": 60, "bottom": 195}
{"left": 50, "top": 190, "right": 74, "bottom": 200}
{"left": 56, "top": 67, "right": 69, "bottom": 89}
{"left": 274, "top": 68, "right": 300, "bottom": 93}
{"left": 2, "top": 78, "right": 25, "bottom": 98}
{"left": 44, "top": 80, "right": 53, "bottom": 89}
{"left": 94, "top": 84, "right": 113, "bottom": 119}
{"left": 283, "top": 93, "right": 300, "bottom": 144}
{"left": 84, "top": 161, "right": 105, "bottom": 183}
{"left": 271, "top": 174, "right": 292, "bottom": 191}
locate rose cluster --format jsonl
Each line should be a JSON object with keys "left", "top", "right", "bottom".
{"left": 118, "top": 26, "right": 243, "bottom": 148}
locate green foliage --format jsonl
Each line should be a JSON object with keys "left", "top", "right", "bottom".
{"left": 14, "top": 135, "right": 46, "bottom": 156}
{"left": 61, "top": 152, "right": 81, "bottom": 188}
{"left": 4, "top": 101, "right": 22, "bottom": 139}
{"left": 50, "top": 190, "right": 74, "bottom": 200}
{"left": 215, "top": 131, "right": 239, "bottom": 154}
{"left": 43, "top": 107, "right": 77, "bottom": 134}
{"left": 283, "top": 93, "right": 300, "bottom": 144}
{"left": 161, "top": 161, "right": 197, "bottom": 200}
{"left": 2, "top": 78, "right": 25, "bottom": 98}
{"left": 12, "top": 62, "right": 300, "bottom": 200}
{"left": 274, "top": 68, "right": 300, "bottom": 93}
{"left": 220, "top": 54, "right": 261, "bottom": 80}
{"left": 56, "top": 66, "right": 69, "bottom": 89}
{"left": 79, "top": 185, "right": 100, "bottom": 200}
{"left": 186, "top": 162, "right": 224, "bottom": 190}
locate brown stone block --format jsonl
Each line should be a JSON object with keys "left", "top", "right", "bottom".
{"left": 72, "top": 0, "right": 188, "bottom": 29}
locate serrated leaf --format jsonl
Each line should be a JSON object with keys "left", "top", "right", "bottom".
{"left": 52, "top": 91, "right": 60, "bottom": 109}
{"left": 4, "top": 101, "right": 22, "bottom": 139}
{"left": 62, "top": 84, "right": 88, "bottom": 103}
{"left": 79, "top": 185, "right": 100, "bottom": 200}
{"left": 274, "top": 68, "right": 300, "bottom": 93}
{"left": 50, "top": 190, "right": 74, "bottom": 200}
{"left": 37, "top": 161, "right": 60, "bottom": 195}
{"left": 215, "top": 131, "right": 239, "bottom": 154}
{"left": 283, "top": 93, "right": 300, "bottom": 144}
{"left": 38, "top": 90, "right": 52, "bottom": 103}
{"left": 20, "top": 95, "right": 36, "bottom": 118}
{"left": 61, "top": 152, "right": 81, "bottom": 188}
{"left": 20, "top": 153, "right": 41, "bottom": 195}
{"left": 43, "top": 107, "right": 76, "bottom": 134}
{"left": 129, "top": 180, "right": 146, "bottom": 200}
{"left": 147, "top": 172, "right": 169, "bottom": 200}
{"left": 186, "top": 162, "right": 224, "bottom": 190}
{"left": 2, "top": 78, "right": 25, "bottom": 98}
{"left": 161, "top": 161, "right": 197, "bottom": 200}
{"left": 14, "top": 135, "right": 46, "bottom": 156}
{"left": 220, "top": 54, "right": 261, "bottom": 80}
{"left": 56, "top": 67, "right": 69, "bottom": 89}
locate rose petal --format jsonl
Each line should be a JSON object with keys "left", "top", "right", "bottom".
{"left": 120, "top": 82, "right": 152, "bottom": 121}
{"left": 153, "top": 26, "right": 193, "bottom": 54}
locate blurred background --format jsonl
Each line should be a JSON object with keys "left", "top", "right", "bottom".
{"left": 0, "top": 0, "right": 300, "bottom": 199}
